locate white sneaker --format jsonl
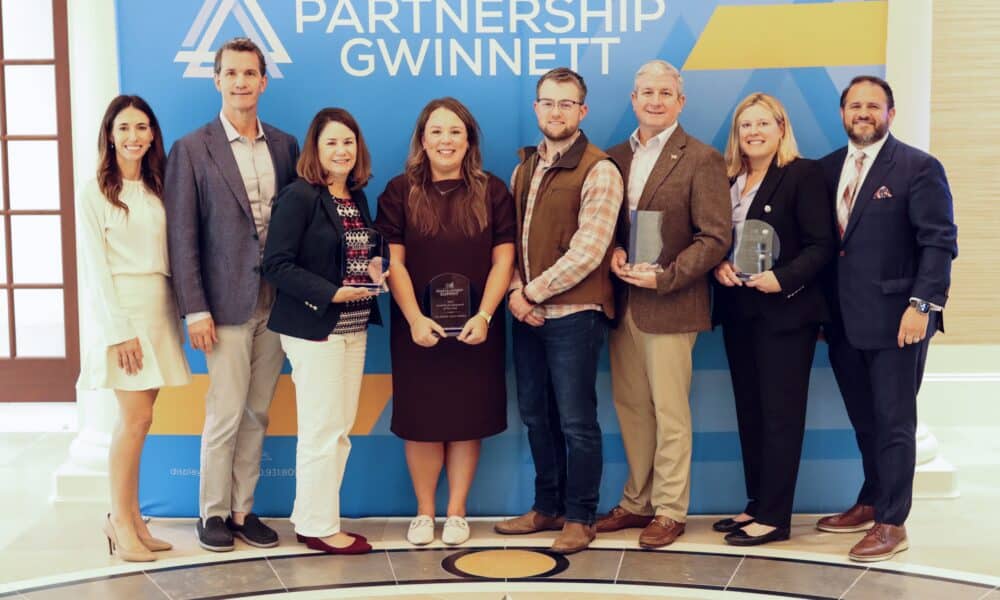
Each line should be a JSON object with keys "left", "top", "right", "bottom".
{"left": 442, "top": 515, "right": 470, "bottom": 545}
{"left": 407, "top": 515, "right": 435, "bottom": 545}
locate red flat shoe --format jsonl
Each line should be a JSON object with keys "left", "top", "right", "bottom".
{"left": 300, "top": 534, "right": 372, "bottom": 555}
{"left": 296, "top": 532, "right": 367, "bottom": 543}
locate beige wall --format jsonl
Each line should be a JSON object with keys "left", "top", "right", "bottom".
{"left": 930, "top": 1, "right": 1000, "bottom": 344}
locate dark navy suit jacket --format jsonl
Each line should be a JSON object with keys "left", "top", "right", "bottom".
{"left": 262, "top": 179, "right": 382, "bottom": 340}
{"left": 820, "top": 134, "right": 958, "bottom": 350}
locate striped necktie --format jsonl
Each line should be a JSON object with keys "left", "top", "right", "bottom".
{"left": 837, "top": 151, "right": 866, "bottom": 237}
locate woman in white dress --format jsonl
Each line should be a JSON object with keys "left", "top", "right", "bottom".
{"left": 77, "top": 95, "right": 191, "bottom": 562}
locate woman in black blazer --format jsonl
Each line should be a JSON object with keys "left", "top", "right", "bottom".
{"left": 262, "top": 108, "right": 382, "bottom": 555}
{"left": 711, "top": 93, "right": 835, "bottom": 545}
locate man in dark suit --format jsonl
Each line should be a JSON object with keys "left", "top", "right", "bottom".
{"left": 165, "top": 37, "right": 299, "bottom": 552}
{"left": 818, "top": 75, "right": 957, "bottom": 562}
{"left": 593, "top": 60, "right": 731, "bottom": 548}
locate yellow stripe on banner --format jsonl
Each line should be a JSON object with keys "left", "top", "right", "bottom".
{"left": 683, "top": 2, "right": 887, "bottom": 71}
{"left": 151, "top": 373, "right": 393, "bottom": 436}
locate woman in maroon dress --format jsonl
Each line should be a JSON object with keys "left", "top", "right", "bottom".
{"left": 375, "top": 97, "right": 515, "bottom": 546}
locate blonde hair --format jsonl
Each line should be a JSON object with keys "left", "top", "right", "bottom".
{"left": 724, "top": 93, "right": 800, "bottom": 178}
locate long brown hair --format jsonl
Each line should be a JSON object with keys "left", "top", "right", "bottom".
{"left": 297, "top": 107, "right": 372, "bottom": 189}
{"left": 405, "top": 97, "right": 488, "bottom": 237}
{"left": 96, "top": 95, "right": 165, "bottom": 212}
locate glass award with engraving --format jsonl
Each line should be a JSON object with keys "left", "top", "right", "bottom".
{"left": 341, "top": 228, "right": 389, "bottom": 293}
{"left": 733, "top": 219, "right": 781, "bottom": 281}
{"left": 423, "top": 273, "right": 473, "bottom": 337}
{"left": 624, "top": 210, "right": 665, "bottom": 273}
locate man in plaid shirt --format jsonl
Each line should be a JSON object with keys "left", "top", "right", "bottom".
{"left": 494, "top": 68, "right": 624, "bottom": 555}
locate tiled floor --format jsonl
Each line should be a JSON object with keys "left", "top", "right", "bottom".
{"left": 1, "top": 541, "right": 997, "bottom": 599}
{"left": 0, "top": 421, "right": 998, "bottom": 598}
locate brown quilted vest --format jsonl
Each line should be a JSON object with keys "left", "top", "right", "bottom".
{"left": 512, "top": 132, "right": 616, "bottom": 319}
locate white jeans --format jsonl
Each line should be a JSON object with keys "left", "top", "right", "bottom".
{"left": 281, "top": 331, "right": 367, "bottom": 537}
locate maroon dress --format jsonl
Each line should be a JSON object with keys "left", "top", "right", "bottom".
{"left": 375, "top": 173, "right": 516, "bottom": 441}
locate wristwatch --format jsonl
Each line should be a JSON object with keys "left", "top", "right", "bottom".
{"left": 476, "top": 310, "right": 493, "bottom": 325}
{"left": 909, "top": 299, "right": 931, "bottom": 314}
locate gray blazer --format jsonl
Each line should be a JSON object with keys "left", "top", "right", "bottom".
{"left": 165, "top": 117, "right": 300, "bottom": 326}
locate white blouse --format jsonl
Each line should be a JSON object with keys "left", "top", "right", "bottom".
{"left": 77, "top": 178, "right": 170, "bottom": 346}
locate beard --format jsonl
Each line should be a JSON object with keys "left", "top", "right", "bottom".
{"left": 540, "top": 121, "right": 579, "bottom": 142}
{"left": 845, "top": 118, "right": 888, "bottom": 146}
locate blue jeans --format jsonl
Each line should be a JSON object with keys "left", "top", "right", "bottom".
{"left": 512, "top": 310, "right": 607, "bottom": 524}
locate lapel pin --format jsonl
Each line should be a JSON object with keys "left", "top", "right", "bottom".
{"left": 670, "top": 153, "right": 678, "bottom": 160}
{"left": 764, "top": 205, "right": 772, "bottom": 213}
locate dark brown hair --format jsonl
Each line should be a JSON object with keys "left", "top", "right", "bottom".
{"left": 96, "top": 95, "right": 165, "bottom": 213}
{"left": 213, "top": 37, "right": 267, "bottom": 76}
{"left": 536, "top": 67, "right": 588, "bottom": 102}
{"left": 840, "top": 75, "right": 895, "bottom": 109}
{"left": 297, "top": 107, "right": 372, "bottom": 189}
{"left": 405, "top": 97, "right": 488, "bottom": 237}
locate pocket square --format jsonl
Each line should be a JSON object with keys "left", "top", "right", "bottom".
{"left": 873, "top": 185, "right": 893, "bottom": 199}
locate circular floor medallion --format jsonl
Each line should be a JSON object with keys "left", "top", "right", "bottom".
{"left": 443, "top": 548, "right": 570, "bottom": 579}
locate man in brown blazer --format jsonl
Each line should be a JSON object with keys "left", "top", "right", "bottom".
{"left": 594, "top": 60, "right": 731, "bottom": 548}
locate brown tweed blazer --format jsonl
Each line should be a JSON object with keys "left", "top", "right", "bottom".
{"left": 607, "top": 125, "right": 732, "bottom": 334}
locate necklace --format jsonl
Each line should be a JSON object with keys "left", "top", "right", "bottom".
{"left": 433, "top": 182, "right": 462, "bottom": 196}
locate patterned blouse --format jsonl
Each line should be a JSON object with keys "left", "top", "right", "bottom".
{"left": 331, "top": 195, "right": 374, "bottom": 334}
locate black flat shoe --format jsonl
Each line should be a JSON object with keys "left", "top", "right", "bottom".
{"left": 724, "top": 526, "right": 790, "bottom": 546}
{"left": 712, "top": 517, "right": 755, "bottom": 533}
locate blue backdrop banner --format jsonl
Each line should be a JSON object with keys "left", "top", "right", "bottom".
{"left": 115, "top": 0, "right": 888, "bottom": 517}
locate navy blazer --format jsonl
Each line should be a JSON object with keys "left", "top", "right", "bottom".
{"left": 713, "top": 158, "right": 835, "bottom": 331}
{"left": 820, "top": 135, "right": 958, "bottom": 350}
{"left": 262, "top": 178, "right": 382, "bottom": 340}
{"left": 165, "top": 117, "right": 300, "bottom": 326}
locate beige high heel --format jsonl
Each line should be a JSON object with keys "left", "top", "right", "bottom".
{"left": 139, "top": 536, "right": 174, "bottom": 552}
{"left": 138, "top": 534, "right": 173, "bottom": 552}
{"left": 103, "top": 515, "right": 156, "bottom": 562}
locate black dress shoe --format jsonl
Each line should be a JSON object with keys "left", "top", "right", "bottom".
{"left": 226, "top": 514, "right": 279, "bottom": 548}
{"left": 724, "top": 526, "right": 790, "bottom": 546}
{"left": 198, "top": 516, "right": 235, "bottom": 552}
{"left": 712, "top": 517, "right": 755, "bottom": 533}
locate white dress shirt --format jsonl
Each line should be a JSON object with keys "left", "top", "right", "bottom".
{"left": 627, "top": 122, "right": 679, "bottom": 212}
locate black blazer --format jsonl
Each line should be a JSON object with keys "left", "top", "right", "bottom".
{"left": 262, "top": 178, "right": 382, "bottom": 340}
{"left": 819, "top": 135, "right": 957, "bottom": 349}
{"left": 713, "top": 158, "right": 835, "bottom": 331}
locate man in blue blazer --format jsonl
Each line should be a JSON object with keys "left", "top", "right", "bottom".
{"left": 818, "top": 76, "right": 957, "bottom": 562}
{"left": 165, "top": 38, "right": 299, "bottom": 552}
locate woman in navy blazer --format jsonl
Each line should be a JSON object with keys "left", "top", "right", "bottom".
{"left": 262, "top": 108, "right": 382, "bottom": 555}
{"left": 711, "top": 93, "right": 835, "bottom": 545}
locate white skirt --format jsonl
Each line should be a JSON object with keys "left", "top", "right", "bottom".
{"left": 77, "top": 274, "right": 192, "bottom": 391}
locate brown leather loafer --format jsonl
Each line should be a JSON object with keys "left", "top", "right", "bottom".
{"left": 848, "top": 523, "right": 908, "bottom": 562}
{"left": 550, "top": 522, "right": 596, "bottom": 555}
{"left": 595, "top": 506, "right": 654, "bottom": 533}
{"left": 816, "top": 503, "right": 875, "bottom": 533}
{"left": 494, "top": 510, "right": 566, "bottom": 535}
{"left": 638, "top": 515, "right": 685, "bottom": 548}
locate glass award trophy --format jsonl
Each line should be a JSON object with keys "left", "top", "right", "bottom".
{"left": 341, "top": 228, "right": 389, "bottom": 293}
{"left": 625, "top": 210, "right": 665, "bottom": 273}
{"left": 733, "top": 219, "right": 781, "bottom": 281}
{"left": 423, "top": 273, "right": 473, "bottom": 337}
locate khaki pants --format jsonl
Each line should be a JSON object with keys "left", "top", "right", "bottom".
{"left": 609, "top": 307, "right": 697, "bottom": 523}
{"left": 199, "top": 298, "right": 284, "bottom": 521}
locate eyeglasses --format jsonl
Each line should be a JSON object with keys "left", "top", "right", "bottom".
{"left": 536, "top": 98, "right": 584, "bottom": 112}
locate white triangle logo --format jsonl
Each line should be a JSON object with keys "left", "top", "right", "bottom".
{"left": 174, "top": 0, "right": 291, "bottom": 79}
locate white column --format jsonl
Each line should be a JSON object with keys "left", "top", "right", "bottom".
{"left": 885, "top": 0, "right": 957, "bottom": 498}
{"left": 52, "top": 0, "right": 121, "bottom": 504}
